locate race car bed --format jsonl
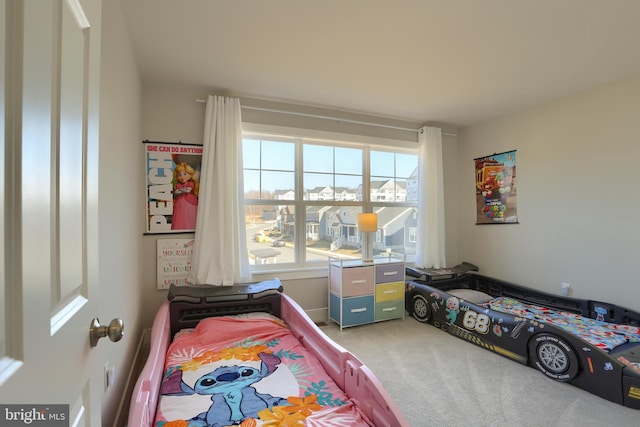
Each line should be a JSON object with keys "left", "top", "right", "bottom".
{"left": 405, "top": 269, "right": 640, "bottom": 409}
{"left": 128, "top": 279, "right": 408, "bottom": 427}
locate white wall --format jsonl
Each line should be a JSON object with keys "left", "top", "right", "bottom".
{"left": 103, "top": 7, "right": 640, "bottom": 422}
{"left": 138, "top": 84, "right": 209, "bottom": 327}
{"left": 131, "top": 51, "right": 640, "bottom": 361}
{"left": 99, "top": 2, "right": 143, "bottom": 425}
{"left": 457, "top": 72, "right": 640, "bottom": 312}
{"left": 137, "top": 85, "right": 460, "bottom": 325}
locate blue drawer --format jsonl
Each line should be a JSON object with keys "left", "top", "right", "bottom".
{"left": 331, "top": 293, "right": 374, "bottom": 327}
{"left": 329, "top": 293, "right": 341, "bottom": 324}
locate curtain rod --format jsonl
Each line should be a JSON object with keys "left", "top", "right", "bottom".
{"left": 195, "top": 98, "right": 456, "bottom": 136}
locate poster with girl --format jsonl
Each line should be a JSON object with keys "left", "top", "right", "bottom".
{"left": 474, "top": 150, "right": 518, "bottom": 224}
{"left": 145, "top": 141, "right": 204, "bottom": 233}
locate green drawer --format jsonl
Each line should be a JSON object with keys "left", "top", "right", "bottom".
{"left": 375, "top": 299, "right": 404, "bottom": 321}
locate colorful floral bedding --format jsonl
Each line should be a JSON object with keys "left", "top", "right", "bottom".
{"left": 155, "top": 313, "right": 373, "bottom": 427}
{"left": 487, "top": 297, "right": 640, "bottom": 352}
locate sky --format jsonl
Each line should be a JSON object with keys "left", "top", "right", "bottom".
{"left": 243, "top": 138, "right": 417, "bottom": 194}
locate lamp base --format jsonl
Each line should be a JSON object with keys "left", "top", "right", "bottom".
{"left": 361, "top": 232, "right": 374, "bottom": 263}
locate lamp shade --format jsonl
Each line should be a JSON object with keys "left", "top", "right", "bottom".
{"left": 358, "top": 213, "right": 378, "bottom": 232}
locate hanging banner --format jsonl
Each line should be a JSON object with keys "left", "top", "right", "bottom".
{"left": 474, "top": 150, "right": 518, "bottom": 224}
{"left": 156, "top": 239, "right": 194, "bottom": 289}
{"left": 144, "top": 141, "right": 203, "bottom": 234}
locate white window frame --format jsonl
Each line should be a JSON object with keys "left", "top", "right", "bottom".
{"left": 242, "top": 123, "right": 418, "bottom": 279}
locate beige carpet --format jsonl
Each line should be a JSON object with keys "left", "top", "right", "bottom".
{"left": 320, "top": 315, "right": 639, "bottom": 427}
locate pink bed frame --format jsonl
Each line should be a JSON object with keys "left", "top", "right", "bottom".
{"left": 127, "top": 282, "right": 408, "bottom": 427}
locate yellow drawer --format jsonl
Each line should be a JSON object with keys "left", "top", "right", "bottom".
{"left": 375, "top": 281, "right": 404, "bottom": 302}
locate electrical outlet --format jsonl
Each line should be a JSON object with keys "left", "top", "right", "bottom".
{"left": 104, "top": 362, "right": 116, "bottom": 391}
{"left": 561, "top": 282, "right": 571, "bottom": 296}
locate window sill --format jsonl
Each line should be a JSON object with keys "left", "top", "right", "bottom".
{"left": 249, "top": 264, "right": 329, "bottom": 282}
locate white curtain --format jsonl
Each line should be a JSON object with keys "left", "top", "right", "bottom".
{"left": 187, "top": 95, "right": 251, "bottom": 285}
{"left": 415, "top": 126, "right": 446, "bottom": 268}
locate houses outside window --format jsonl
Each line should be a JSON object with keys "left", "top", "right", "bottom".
{"left": 243, "top": 131, "right": 418, "bottom": 271}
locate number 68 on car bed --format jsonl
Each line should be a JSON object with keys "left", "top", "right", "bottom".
{"left": 462, "top": 310, "right": 491, "bottom": 334}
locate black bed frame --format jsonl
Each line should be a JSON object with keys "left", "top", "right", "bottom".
{"left": 408, "top": 269, "right": 640, "bottom": 327}
{"left": 406, "top": 261, "right": 479, "bottom": 282}
{"left": 167, "top": 279, "right": 283, "bottom": 338}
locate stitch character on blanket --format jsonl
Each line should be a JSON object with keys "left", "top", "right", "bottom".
{"left": 160, "top": 352, "right": 288, "bottom": 426}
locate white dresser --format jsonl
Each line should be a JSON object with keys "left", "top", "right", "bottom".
{"left": 329, "top": 256, "right": 405, "bottom": 329}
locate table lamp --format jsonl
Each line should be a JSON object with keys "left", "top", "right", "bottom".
{"left": 358, "top": 212, "right": 378, "bottom": 262}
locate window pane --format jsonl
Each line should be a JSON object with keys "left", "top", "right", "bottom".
{"left": 303, "top": 144, "right": 333, "bottom": 173}
{"left": 394, "top": 178, "right": 408, "bottom": 202}
{"left": 244, "top": 170, "right": 260, "bottom": 197}
{"left": 304, "top": 173, "right": 333, "bottom": 200}
{"left": 262, "top": 140, "right": 294, "bottom": 171}
{"left": 246, "top": 204, "right": 295, "bottom": 265}
{"left": 335, "top": 147, "right": 362, "bottom": 175}
{"left": 305, "top": 205, "right": 363, "bottom": 262}
{"left": 406, "top": 172, "right": 419, "bottom": 202}
{"left": 396, "top": 153, "right": 418, "bottom": 179}
{"left": 370, "top": 151, "right": 394, "bottom": 176}
{"left": 262, "top": 170, "right": 294, "bottom": 198}
{"left": 335, "top": 175, "right": 362, "bottom": 201}
{"left": 370, "top": 178, "right": 394, "bottom": 201}
{"left": 373, "top": 206, "right": 418, "bottom": 257}
{"left": 303, "top": 145, "right": 362, "bottom": 201}
{"left": 371, "top": 151, "right": 418, "bottom": 202}
{"left": 244, "top": 138, "right": 296, "bottom": 200}
{"left": 243, "top": 139, "right": 261, "bottom": 169}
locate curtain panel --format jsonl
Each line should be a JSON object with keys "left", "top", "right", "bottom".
{"left": 415, "top": 126, "right": 446, "bottom": 268}
{"left": 188, "top": 95, "right": 251, "bottom": 285}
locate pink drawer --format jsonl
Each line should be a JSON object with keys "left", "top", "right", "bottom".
{"left": 375, "top": 263, "right": 404, "bottom": 284}
{"left": 341, "top": 266, "right": 374, "bottom": 297}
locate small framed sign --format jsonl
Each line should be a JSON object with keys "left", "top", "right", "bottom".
{"left": 156, "top": 238, "right": 194, "bottom": 289}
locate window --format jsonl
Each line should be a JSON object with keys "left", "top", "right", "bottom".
{"left": 243, "top": 131, "right": 418, "bottom": 271}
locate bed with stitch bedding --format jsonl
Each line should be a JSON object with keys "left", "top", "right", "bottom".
{"left": 128, "top": 279, "right": 408, "bottom": 427}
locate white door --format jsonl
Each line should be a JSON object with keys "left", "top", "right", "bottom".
{"left": 0, "top": 1, "right": 104, "bottom": 426}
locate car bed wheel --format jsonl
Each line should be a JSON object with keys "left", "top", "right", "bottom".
{"left": 412, "top": 294, "right": 431, "bottom": 323}
{"left": 529, "top": 333, "right": 578, "bottom": 381}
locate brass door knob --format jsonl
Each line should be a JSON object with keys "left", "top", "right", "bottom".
{"left": 89, "top": 318, "right": 124, "bottom": 347}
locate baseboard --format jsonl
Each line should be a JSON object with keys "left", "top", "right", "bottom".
{"left": 306, "top": 307, "right": 328, "bottom": 325}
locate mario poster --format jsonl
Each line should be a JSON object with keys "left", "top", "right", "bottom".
{"left": 474, "top": 150, "right": 518, "bottom": 224}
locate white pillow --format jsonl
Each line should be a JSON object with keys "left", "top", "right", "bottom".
{"left": 448, "top": 288, "right": 493, "bottom": 304}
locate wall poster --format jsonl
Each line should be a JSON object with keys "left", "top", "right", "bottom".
{"left": 145, "top": 141, "right": 203, "bottom": 234}
{"left": 157, "top": 238, "right": 194, "bottom": 289}
{"left": 474, "top": 150, "right": 518, "bottom": 224}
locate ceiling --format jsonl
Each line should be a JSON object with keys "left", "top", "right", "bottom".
{"left": 119, "top": 0, "right": 640, "bottom": 127}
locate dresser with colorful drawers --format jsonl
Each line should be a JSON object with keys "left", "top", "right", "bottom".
{"left": 329, "top": 256, "right": 405, "bottom": 329}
